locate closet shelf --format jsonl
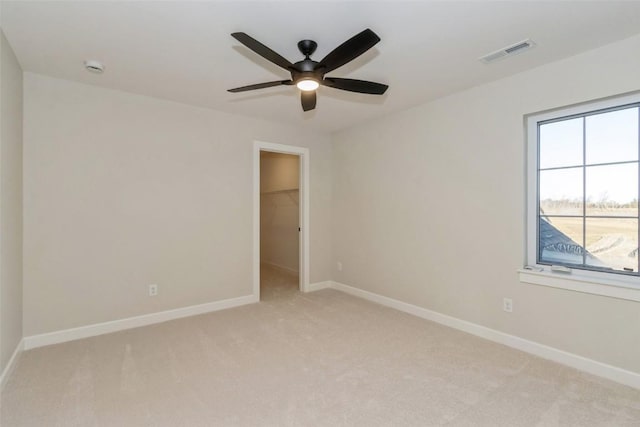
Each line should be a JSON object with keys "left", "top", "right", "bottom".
{"left": 261, "top": 188, "right": 299, "bottom": 206}
{"left": 260, "top": 188, "right": 299, "bottom": 194}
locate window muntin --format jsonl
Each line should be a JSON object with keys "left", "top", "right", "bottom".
{"left": 534, "top": 101, "right": 640, "bottom": 277}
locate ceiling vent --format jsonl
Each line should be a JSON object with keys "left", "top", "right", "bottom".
{"left": 479, "top": 39, "right": 535, "bottom": 64}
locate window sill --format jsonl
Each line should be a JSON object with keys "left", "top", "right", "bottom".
{"left": 518, "top": 269, "right": 640, "bottom": 302}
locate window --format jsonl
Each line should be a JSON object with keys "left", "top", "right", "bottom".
{"left": 525, "top": 92, "right": 640, "bottom": 298}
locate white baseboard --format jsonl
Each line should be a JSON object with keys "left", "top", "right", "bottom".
{"left": 329, "top": 281, "right": 640, "bottom": 390}
{"left": 23, "top": 294, "right": 258, "bottom": 350}
{"left": 304, "top": 280, "right": 333, "bottom": 293}
{"left": 1, "top": 338, "right": 24, "bottom": 390}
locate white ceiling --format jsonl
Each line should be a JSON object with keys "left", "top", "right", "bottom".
{"left": 3, "top": 1, "right": 640, "bottom": 133}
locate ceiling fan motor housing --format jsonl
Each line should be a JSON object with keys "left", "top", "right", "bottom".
{"left": 291, "top": 58, "right": 322, "bottom": 83}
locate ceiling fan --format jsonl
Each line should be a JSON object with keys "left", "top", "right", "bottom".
{"left": 227, "top": 28, "right": 389, "bottom": 112}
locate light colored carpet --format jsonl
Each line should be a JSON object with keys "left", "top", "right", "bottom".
{"left": 2, "top": 265, "right": 640, "bottom": 426}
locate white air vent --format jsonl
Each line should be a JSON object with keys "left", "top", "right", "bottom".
{"left": 479, "top": 39, "right": 536, "bottom": 64}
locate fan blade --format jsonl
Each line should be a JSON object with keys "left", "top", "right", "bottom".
{"left": 301, "top": 91, "right": 316, "bottom": 111}
{"left": 317, "top": 29, "right": 380, "bottom": 74}
{"left": 231, "top": 32, "right": 293, "bottom": 70}
{"left": 228, "top": 80, "right": 293, "bottom": 93}
{"left": 322, "top": 78, "right": 388, "bottom": 95}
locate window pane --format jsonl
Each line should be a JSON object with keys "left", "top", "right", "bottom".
{"left": 585, "top": 218, "right": 638, "bottom": 273}
{"left": 539, "top": 167, "right": 583, "bottom": 216}
{"left": 585, "top": 107, "right": 638, "bottom": 165}
{"left": 539, "top": 117, "right": 583, "bottom": 169}
{"left": 539, "top": 216, "right": 584, "bottom": 265}
{"left": 585, "top": 163, "right": 638, "bottom": 217}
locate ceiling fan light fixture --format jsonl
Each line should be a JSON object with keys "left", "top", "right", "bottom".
{"left": 228, "top": 29, "right": 388, "bottom": 111}
{"left": 296, "top": 78, "right": 319, "bottom": 91}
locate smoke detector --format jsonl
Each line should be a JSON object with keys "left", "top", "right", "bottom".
{"left": 84, "top": 60, "right": 105, "bottom": 74}
{"left": 479, "top": 39, "right": 536, "bottom": 64}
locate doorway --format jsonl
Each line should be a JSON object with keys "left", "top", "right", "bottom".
{"left": 253, "top": 141, "right": 309, "bottom": 301}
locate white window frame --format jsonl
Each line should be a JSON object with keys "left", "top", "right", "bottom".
{"left": 521, "top": 92, "right": 640, "bottom": 302}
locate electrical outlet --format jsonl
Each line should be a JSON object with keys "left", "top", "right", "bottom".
{"left": 149, "top": 284, "right": 158, "bottom": 297}
{"left": 503, "top": 298, "right": 513, "bottom": 313}
{"left": 337, "top": 261, "right": 343, "bottom": 272}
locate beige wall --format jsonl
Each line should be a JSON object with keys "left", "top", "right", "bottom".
{"left": 260, "top": 153, "right": 299, "bottom": 272}
{"left": 332, "top": 34, "right": 640, "bottom": 374}
{"left": 23, "top": 73, "right": 332, "bottom": 336}
{"left": 260, "top": 152, "right": 299, "bottom": 193}
{"left": 0, "top": 30, "right": 23, "bottom": 372}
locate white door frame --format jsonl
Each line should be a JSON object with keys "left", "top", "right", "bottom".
{"left": 253, "top": 141, "right": 310, "bottom": 299}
